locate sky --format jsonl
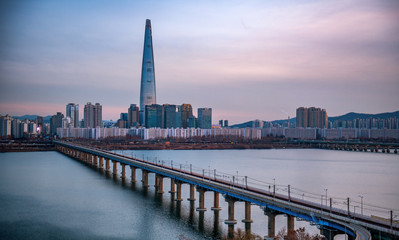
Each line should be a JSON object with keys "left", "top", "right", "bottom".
{"left": 1, "top": 0, "right": 399, "bottom": 124}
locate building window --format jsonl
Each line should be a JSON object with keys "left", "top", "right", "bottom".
{"left": 147, "top": 68, "right": 152, "bottom": 72}
{"left": 147, "top": 97, "right": 152, "bottom": 99}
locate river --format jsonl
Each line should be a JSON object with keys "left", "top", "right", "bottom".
{"left": 0, "top": 149, "right": 398, "bottom": 239}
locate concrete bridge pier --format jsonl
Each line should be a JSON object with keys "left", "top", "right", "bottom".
{"left": 211, "top": 192, "right": 222, "bottom": 211}
{"left": 105, "top": 159, "right": 110, "bottom": 172}
{"left": 130, "top": 166, "right": 137, "bottom": 183}
{"left": 141, "top": 170, "right": 149, "bottom": 188}
{"left": 156, "top": 175, "right": 164, "bottom": 194}
{"left": 175, "top": 181, "right": 183, "bottom": 201}
{"left": 169, "top": 178, "right": 176, "bottom": 193}
{"left": 188, "top": 184, "right": 196, "bottom": 201}
{"left": 264, "top": 211, "right": 277, "bottom": 240}
{"left": 93, "top": 155, "right": 98, "bottom": 167}
{"left": 120, "top": 163, "right": 126, "bottom": 179}
{"left": 99, "top": 157, "right": 104, "bottom": 169}
{"left": 196, "top": 188, "right": 207, "bottom": 211}
{"left": 320, "top": 226, "right": 338, "bottom": 240}
{"left": 112, "top": 161, "right": 117, "bottom": 175}
{"left": 242, "top": 201, "right": 253, "bottom": 234}
{"left": 287, "top": 215, "right": 295, "bottom": 233}
{"left": 224, "top": 197, "right": 238, "bottom": 239}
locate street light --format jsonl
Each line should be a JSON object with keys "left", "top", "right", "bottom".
{"left": 273, "top": 178, "right": 276, "bottom": 200}
{"left": 358, "top": 195, "right": 364, "bottom": 215}
{"left": 324, "top": 189, "right": 328, "bottom": 206}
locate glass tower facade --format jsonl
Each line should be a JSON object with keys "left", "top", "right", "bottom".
{"left": 140, "top": 19, "right": 156, "bottom": 125}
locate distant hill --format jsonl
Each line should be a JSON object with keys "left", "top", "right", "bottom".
{"left": 328, "top": 111, "right": 399, "bottom": 122}
{"left": 12, "top": 115, "right": 52, "bottom": 123}
{"left": 229, "top": 110, "right": 399, "bottom": 128}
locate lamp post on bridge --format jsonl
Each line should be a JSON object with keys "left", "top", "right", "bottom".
{"left": 324, "top": 189, "right": 328, "bottom": 206}
{"left": 273, "top": 178, "right": 276, "bottom": 200}
{"left": 358, "top": 195, "right": 363, "bottom": 215}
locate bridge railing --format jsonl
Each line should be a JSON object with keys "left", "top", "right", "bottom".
{"left": 110, "top": 149, "right": 398, "bottom": 228}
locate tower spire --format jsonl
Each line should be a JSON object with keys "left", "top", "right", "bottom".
{"left": 139, "top": 19, "right": 156, "bottom": 125}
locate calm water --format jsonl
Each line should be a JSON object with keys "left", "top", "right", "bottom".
{"left": 0, "top": 149, "right": 398, "bottom": 239}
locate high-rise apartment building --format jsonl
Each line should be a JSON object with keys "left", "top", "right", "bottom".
{"left": 84, "top": 102, "right": 103, "bottom": 128}
{"left": 179, "top": 104, "right": 193, "bottom": 128}
{"left": 0, "top": 115, "right": 12, "bottom": 137}
{"left": 128, "top": 104, "right": 140, "bottom": 127}
{"left": 198, "top": 108, "right": 212, "bottom": 129}
{"left": 296, "top": 107, "right": 308, "bottom": 128}
{"left": 296, "top": 107, "right": 328, "bottom": 128}
{"left": 50, "top": 112, "right": 64, "bottom": 135}
{"left": 139, "top": 19, "right": 156, "bottom": 124}
{"left": 66, "top": 103, "right": 79, "bottom": 127}
{"left": 145, "top": 104, "right": 163, "bottom": 128}
{"left": 163, "top": 104, "right": 177, "bottom": 128}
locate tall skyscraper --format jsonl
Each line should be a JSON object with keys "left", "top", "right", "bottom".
{"left": 84, "top": 102, "right": 103, "bottom": 128}
{"left": 198, "top": 108, "right": 212, "bottom": 129}
{"left": 139, "top": 19, "right": 156, "bottom": 125}
{"left": 66, "top": 103, "right": 79, "bottom": 127}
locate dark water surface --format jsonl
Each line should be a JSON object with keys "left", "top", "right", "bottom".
{"left": 1, "top": 149, "right": 398, "bottom": 239}
{"left": 0, "top": 152, "right": 213, "bottom": 240}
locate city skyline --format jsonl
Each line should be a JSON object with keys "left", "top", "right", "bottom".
{"left": 1, "top": 1, "right": 399, "bottom": 124}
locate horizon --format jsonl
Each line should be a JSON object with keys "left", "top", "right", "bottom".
{"left": 1, "top": 1, "right": 399, "bottom": 125}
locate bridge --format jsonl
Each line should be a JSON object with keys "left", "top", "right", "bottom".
{"left": 291, "top": 140, "right": 399, "bottom": 154}
{"left": 55, "top": 141, "right": 399, "bottom": 240}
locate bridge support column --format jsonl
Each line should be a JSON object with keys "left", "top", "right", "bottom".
{"left": 211, "top": 192, "right": 222, "bottom": 211}
{"left": 93, "top": 155, "right": 98, "bottom": 167}
{"left": 196, "top": 188, "right": 207, "bottom": 211}
{"left": 169, "top": 178, "right": 176, "bottom": 193}
{"left": 224, "top": 197, "right": 238, "bottom": 239}
{"left": 105, "top": 159, "right": 110, "bottom": 172}
{"left": 188, "top": 184, "right": 196, "bottom": 201}
{"left": 154, "top": 174, "right": 159, "bottom": 188}
{"left": 156, "top": 175, "right": 164, "bottom": 194}
{"left": 265, "top": 211, "right": 276, "bottom": 240}
{"left": 175, "top": 181, "right": 183, "bottom": 201}
{"left": 287, "top": 215, "right": 295, "bottom": 233}
{"left": 130, "top": 166, "right": 137, "bottom": 183}
{"left": 121, "top": 163, "right": 126, "bottom": 179}
{"left": 320, "top": 227, "right": 338, "bottom": 240}
{"left": 89, "top": 154, "right": 93, "bottom": 165}
{"left": 113, "top": 161, "right": 117, "bottom": 175}
{"left": 99, "top": 157, "right": 104, "bottom": 169}
{"left": 242, "top": 201, "right": 253, "bottom": 234}
{"left": 141, "top": 170, "right": 149, "bottom": 188}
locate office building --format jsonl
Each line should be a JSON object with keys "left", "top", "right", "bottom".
{"left": 224, "top": 120, "right": 229, "bottom": 127}
{"left": 163, "top": 104, "right": 177, "bottom": 128}
{"left": 84, "top": 102, "right": 103, "bottom": 128}
{"left": 128, "top": 104, "right": 140, "bottom": 127}
{"left": 66, "top": 103, "right": 79, "bottom": 127}
{"left": 198, "top": 108, "right": 212, "bottom": 129}
{"left": 139, "top": 19, "right": 157, "bottom": 124}
{"left": 187, "top": 115, "right": 197, "bottom": 128}
{"left": 145, "top": 104, "right": 163, "bottom": 128}
{"left": 179, "top": 104, "right": 193, "bottom": 128}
